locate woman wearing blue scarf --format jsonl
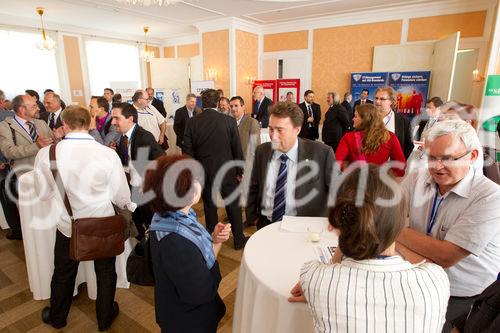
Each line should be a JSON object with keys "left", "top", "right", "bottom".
{"left": 144, "top": 155, "right": 231, "bottom": 333}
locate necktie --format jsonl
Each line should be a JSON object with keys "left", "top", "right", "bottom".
{"left": 26, "top": 121, "right": 38, "bottom": 142}
{"left": 272, "top": 154, "right": 288, "bottom": 222}
{"left": 121, "top": 135, "right": 129, "bottom": 166}
{"left": 307, "top": 105, "right": 313, "bottom": 127}
{"left": 49, "top": 113, "right": 55, "bottom": 130}
{"left": 254, "top": 100, "right": 260, "bottom": 117}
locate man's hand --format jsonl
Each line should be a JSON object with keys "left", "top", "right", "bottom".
{"left": 36, "top": 136, "right": 54, "bottom": 148}
{"left": 307, "top": 116, "right": 314, "bottom": 123}
{"left": 288, "top": 281, "right": 307, "bottom": 303}
{"left": 212, "top": 223, "right": 231, "bottom": 244}
{"left": 53, "top": 127, "right": 65, "bottom": 140}
{"left": 108, "top": 141, "right": 117, "bottom": 151}
{"left": 158, "top": 136, "right": 164, "bottom": 145}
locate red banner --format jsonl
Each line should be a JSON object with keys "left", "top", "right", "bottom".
{"left": 252, "top": 80, "right": 277, "bottom": 102}
{"left": 277, "top": 79, "right": 300, "bottom": 104}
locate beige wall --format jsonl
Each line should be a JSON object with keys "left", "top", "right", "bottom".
{"left": 62, "top": 36, "right": 86, "bottom": 106}
{"left": 236, "top": 30, "right": 258, "bottom": 111}
{"left": 312, "top": 20, "right": 402, "bottom": 118}
{"left": 408, "top": 11, "right": 487, "bottom": 41}
{"left": 163, "top": 46, "right": 175, "bottom": 58}
{"left": 178, "top": 43, "right": 200, "bottom": 58}
{"left": 203, "top": 30, "right": 230, "bottom": 95}
{"left": 264, "top": 31, "right": 308, "bottom": 52}
{"left": 146, "top": 46, "right": 160, "bottom": 88}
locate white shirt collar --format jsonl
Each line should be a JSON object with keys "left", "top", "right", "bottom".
{"left": 125, "top": 123, "right": 137, "bottom": 138}
{"left": 64, "top": 132, "right": 94, "bottom": 140}
{"left": 236, "top": 114, "right": 244, "bottom": 125}
{"left": 14, "top": 115, "right": 28, "bottom": 125}
{"left": 273, "top": 139, "right": 298, "bottom": 163}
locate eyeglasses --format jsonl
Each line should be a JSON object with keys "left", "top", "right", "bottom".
{"left": 374, "top": 97, "right": 390, "bottom": 101}
{"left": 427, "top": 150, "right": 471, "bottom": 165}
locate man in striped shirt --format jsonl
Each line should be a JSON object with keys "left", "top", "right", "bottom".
{"left": 397, "top": 119, "right": 500, "bottom": 332}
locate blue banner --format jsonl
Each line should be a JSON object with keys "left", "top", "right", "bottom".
{"left": 350, "top": 72, "right": 389, "bottom": 104}
{"left": 388, "top": 71, "right": 431, "bottom": 119}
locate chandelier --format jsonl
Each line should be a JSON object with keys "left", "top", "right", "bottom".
{"left": 36, "top": 7, "right": 56, "bottom": 51}
{"left": 140, "top": 26, "right": 155, "bottom": 62}
{"left": 115, "top": 0, "right": 182, "bottom": 6}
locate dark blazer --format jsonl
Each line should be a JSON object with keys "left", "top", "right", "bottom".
{"left": 151, "top": 98, "right": 167, "bottom": 118}
{"left": 183, "top": 108, "right": 243, "bottom": 185}
{"left": 116, "top": 125, "right": 165, "bottom": 166}
{"left": 322, "top": 104, "right": 352, "bottom": 152}
{"left": 298, "top": 102, "right": 321, "bottom": 140}
{"left": 150, "top": 232, "right": 226, "bottom": 333}
{"left": 394, "top": 112, "right": 414, "bottom": 160}
{"left": 174, "top": 105, "right": 201, "bottom": 149}
{"left": 98, "top": 115, "right": 121, "bottom": 146}
{"left": 251, "top": 96, "right": 272, "bottom": 128}
{"left": 353, "top": 99, "right": 373, "bottom": 113}
{"left": 415, "top": 119, "right": 428, "bottom": 142}
{"left": 247, "top": 138, "right": 337, "bottom": 226}
{"left": 341, "top": 100, "right": 353, "bottom": 122}
{"left": 40, "top": 110, "right": 63, "bottom": 129}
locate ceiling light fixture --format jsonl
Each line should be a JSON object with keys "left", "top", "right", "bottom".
{"left": 140, "top": 26, "right": 155, "bottom": 62}
{"left": 36, "top": 7, "right": 56, "bottom": 51}
{"left": 115, "top": 0, "right": 182, "bottom": 6}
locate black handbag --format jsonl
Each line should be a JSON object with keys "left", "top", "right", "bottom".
{"left": 126, "top": 231, "right": 155, "bottom": 286}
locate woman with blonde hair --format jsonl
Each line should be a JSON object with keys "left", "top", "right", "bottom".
{"left": 335, "top": 103, "right": 406, "bottom": 176}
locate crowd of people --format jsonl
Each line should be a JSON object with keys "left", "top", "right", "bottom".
{"left": 0, "top": 83, "right": 498, "bottom": 332}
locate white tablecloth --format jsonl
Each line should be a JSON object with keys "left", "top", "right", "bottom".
{"left": 17, "top": 171, "right": 132, "bottom": 300}
{"left": 233, "top": 221, "right": 338, "bottom": 333}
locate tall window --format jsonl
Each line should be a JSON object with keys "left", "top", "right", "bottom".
{"left": 0, "top": 29, "right": 60, "bottom": 99}
{"left": 85, "top": 40, "right": 142, "bottom": 96}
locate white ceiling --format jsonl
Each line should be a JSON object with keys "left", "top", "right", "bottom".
{"left": 0, "top": 0, "right": 448, "bottom": 42}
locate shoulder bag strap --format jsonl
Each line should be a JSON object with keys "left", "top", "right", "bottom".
{"left": 49, "top": 144, "right": 75, "bottom": 220}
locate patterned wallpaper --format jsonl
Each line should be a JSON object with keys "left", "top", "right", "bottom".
{"left": 312, "top": 20, "right": 402, "bottom": 121}
{"left": 236, "top": 30, "right": 258, "bottom": 111}
{"left": 203, "top": 30, "right": 230, "bottom": 95}
{"left": 63, "top": 36, "right": 86, "bottom": 106}
{"left": 178, "top": 43, "right": 200, "bottom": 58}
{"left": 408, "top": 11, "right": 487, "bottom": 41}
{"left": 264, "top": 30, "right": 308, "bottom": 52}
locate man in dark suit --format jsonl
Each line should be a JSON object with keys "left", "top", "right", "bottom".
{"left": 341, "top": 92, "right": 353, "bottom": 122}
{"left": 25, "top": 89, "right": 47, "bottom": 119}
{"left": 322, "top": 92, "right": 352, "bottom": 152}
{"left": 252, "top": 85, "right": 272, "bottom": 128}
{"left": 42, "top": 92, "right": 64, "bottom": 130}
{"left": 298, "top": 90, "right": 321, "bottom": 140}
{"left": 146, "top": 87, "right": 167, "bottom": 118}
{"left": 353, "top": 88, "right": 373, "bottom": 111}
{"left": 111, "top": 102, "right": 165, "bottom": 239}
{"left": 374, "top": 86, "right": 414, "bottom": 159}
{"left": 247, "top": 101, "right": 337, "bottom": 230}
{"left": 415, "top": 96, "right": 443, "bottom": 141}
{"left": 173, "top": 93, "right": 201, "bottom": 151}
{"left": 183, "top": 89, "right": 247, "bottom": 249}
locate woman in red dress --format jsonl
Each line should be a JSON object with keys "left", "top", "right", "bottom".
{"left": 335, "top": 104, "right": 406, "bottom": 177}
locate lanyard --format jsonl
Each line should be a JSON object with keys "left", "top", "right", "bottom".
{"left": 384, "top": 111, "right": 393, "bottom": 127}
{"left": 427, "top": 187, "right": 444, "bottom": 234}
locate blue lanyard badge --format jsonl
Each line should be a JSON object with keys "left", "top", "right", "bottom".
{"left": 427, "top": 187, "right": 444, "bottom": 235}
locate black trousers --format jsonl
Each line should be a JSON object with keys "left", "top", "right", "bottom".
{"left": 49, "top": 231, "right": 117, "bottom": 328}
{"left": 442, "top": 295, "right": 477, "bottom": 332}
{"left": 0, "top": 169, "right": 21, "bottom": 236}
{"left": 201, "top": 181, "right": 245, "bottom": 247}
{"left": 132, "top": 203, "right": 153, "bottom": 240}
{"left": 256, "top": 215, "right": 273, "bottom": 230}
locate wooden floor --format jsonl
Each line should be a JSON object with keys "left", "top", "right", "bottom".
{"left": 0, "top": 202, "right": 255, "bottom": 332}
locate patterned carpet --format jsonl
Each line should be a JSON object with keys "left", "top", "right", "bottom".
{"left": 0, "top": 202, "right": 255, "bottom": 332}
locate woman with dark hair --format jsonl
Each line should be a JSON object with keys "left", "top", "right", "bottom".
{"left": 335, "top": 103, "right": 406, "bottom": 177}
{"left": 289, "top": 165, "right": 450, "bottom": 332}
{"left": 144, "top": 155, "right": 231, "bottom": 333}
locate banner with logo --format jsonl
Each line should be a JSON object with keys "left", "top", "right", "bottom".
{"left": 388, "top": 71, "right": 430, "bottom": 119}
{"left": 277, "top": 79, "right": 300, "bottom": 103}
{"left": 350, "top": 72, "right": 389, "bottom": 104}
{"left": 110, "top": 81, "right": 138, "bottom": 104}
{"left": 479, "top": 75, "right": 500, "bottom": 161}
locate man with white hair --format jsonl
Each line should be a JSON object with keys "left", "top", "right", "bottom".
{"left": 396, "top": 119, "right": 500, "bottom": 332}
{"left": 252, "top": 85, "right": 272, "bottom": 128}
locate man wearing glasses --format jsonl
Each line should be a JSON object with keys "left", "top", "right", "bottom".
{"left": 132, "top": 90, "right": 167, "bottom": 148}
{"left": 374, "top": 86, "right": 413, "bottom": 159}
{"left": 396, "top": 119, "right": 500, "bottom": 332}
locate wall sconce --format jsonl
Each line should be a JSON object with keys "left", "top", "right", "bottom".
{"left": 472, "top": 69, "right": 484, "bottom": 83}
{"left": 246, "top": 76, "right": 256, "bottom": 85}
{"left": 206, "top": 69, "right": 217, "bottom": 81}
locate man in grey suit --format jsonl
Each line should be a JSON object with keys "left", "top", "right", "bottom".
{"left": 229, "top": 96, "right": 260, "bottom": 159}
{"left": 247, "top": 101, "right": 337, "bottom": 230}
{"left": 0, "top": 94, "right": 54, "bottom": 239}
